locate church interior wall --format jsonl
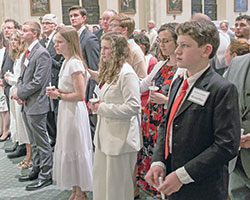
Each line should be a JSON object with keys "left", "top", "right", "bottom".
{"left": 0, "top": 0, "right": 249, "bottom": 31}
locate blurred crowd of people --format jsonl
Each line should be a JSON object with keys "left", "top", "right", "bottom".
{"left": 0, "top": 4, "right": 250, "bottom": 200}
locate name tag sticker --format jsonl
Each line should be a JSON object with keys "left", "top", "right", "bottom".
{"left": 24, "top": 59, "right": 29, "bottom": 67}
{"left": 187, "top": 87, "right": 210, "bottom": 106}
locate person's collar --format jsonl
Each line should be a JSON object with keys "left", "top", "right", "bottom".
{"left": 128, "top": 38, "right": 133, "bottom": 43}
{"left": 184, "top": 64, "right": 210, "bottom": 86}
{"left": 28, "top": 39, "right": 39, "bottom": 52}
{"left": 47, "top": 30, "right": 56, "bottom": 41}
{"left": 77, "top": 25, "right": 86, "bottom": 36}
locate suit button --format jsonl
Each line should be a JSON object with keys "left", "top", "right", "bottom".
{"left": 174, "top": 124, "right": 179, "bottom": 128}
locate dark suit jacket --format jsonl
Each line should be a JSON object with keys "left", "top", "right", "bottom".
{"left": 1, "top": 47, "right": 14, "bottom": 102}
{"left": 93, "top": 28, "right": 103, "bottom": 48}
{"left": 17, "top": 42, "right": 51, "bottom": 115}
{"left": 93, "top": 28, "right": 103, "bottom": 40}
{"left": 40, "top": 35, "right": 64, "bottom": 87}
{"left": 153, "top": 67, "right": 241, "bottom": 200}
{"left": 79, "top": 28, "right": 100, "bottom": 101}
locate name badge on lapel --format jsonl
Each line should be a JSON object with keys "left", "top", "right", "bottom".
{"left": 24, "top": 59, "right": 29, "bottom": 67}
{"left": 187, "top": 87, "right": 210, "bottom": 106}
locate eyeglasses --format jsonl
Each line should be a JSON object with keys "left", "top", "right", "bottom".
{"left": 109, "top": 23, "right": 121, "bottom": 28}
{"left": 157, "top": 38, "right": 174, "bottom": 44}
{"left": 41, "top": 22, "right": 55, "bottom": 26}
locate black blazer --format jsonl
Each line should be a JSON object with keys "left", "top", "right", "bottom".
{"left": 93, "top": 28, "right": 103, "bottom": 41}
{"left": 79, "top": 28, "right": 100, "bottom": 101}
{"left": 40, "top": 35, "right": 64, "bottom": 87}
{"left": 153, "top": 67, "right": 241, "bottom": 200}
{"left": 93, "top": 28, "right": 103, "bottom": 48}
{"left": 1, "top": 47, "right": 14, "bottom": 101}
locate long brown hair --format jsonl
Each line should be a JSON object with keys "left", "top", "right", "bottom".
{"left": 57, "top": 27, "right": 87, "bottom": 69}
{"left": 157, "top": 23, "right": 179, "bottom": 61}
{"left": 9, "top": 30, "right": 26, "bottom": 61}
{"left": 98, "top": 32, "right": 129, "bottom": 84}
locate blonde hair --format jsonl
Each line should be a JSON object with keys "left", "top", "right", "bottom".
{"left": 57, "top": 27, "right": 87, "bottom": 69}
{"left": 98, "top": 32, "right": 129, "bottom": 84}
{"left": 9, "top": 30, "right": 26, "bottom": 61}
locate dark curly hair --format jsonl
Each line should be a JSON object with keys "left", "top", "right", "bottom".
{"left": 134, "top": 33, "right": 150, "bottom": 55}
{"left": 235, "top": 15, "right": 250, "bottom": 24}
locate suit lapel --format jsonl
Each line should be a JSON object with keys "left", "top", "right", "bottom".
{"left": 79, "top": 28, "right": 87, "bottom": 43}
{"left": 47, "top": 32, "right": 56, "bottom": 51}
{"left": 175, "top": 67, "right": 211, "bottom": 118}
{"left": 20, "top": 43, "right": 40, "bottom": 78}
{"left": 99, "top": 79, "right": 116, "bottom": 100}
{"left": 40, "top": 37, "right": 46, "bottom": 47}
{"left": 47, "top": 41, "right": 54, "bottom": 52}
{"left": 27, "top": 42, "right": 40, "bottom": 61}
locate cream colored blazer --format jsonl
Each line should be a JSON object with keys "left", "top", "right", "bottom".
{"left": 94, "top": 63, "right": 142, "bottom": 156}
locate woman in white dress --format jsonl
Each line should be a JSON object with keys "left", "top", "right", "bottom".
{"left": 4, "top": 30, "right": 32, "bottom": 168}
{"left": 46, "top": 27, "right": 92, "bottom": 200}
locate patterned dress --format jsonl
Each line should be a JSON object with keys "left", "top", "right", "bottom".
{"left": 137, "top": 64, "right": 177, "bottom": 196}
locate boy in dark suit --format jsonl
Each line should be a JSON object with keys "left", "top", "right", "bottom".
{"left": 145, "top": 20, "right": 241, "bottom": 200}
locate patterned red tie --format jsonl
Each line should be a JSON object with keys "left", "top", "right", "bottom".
{"left": 165, "top": 79, "right": 188, "bottom": 159}
{"left": 25, "top": 50, "right": 30, "bottom": 59}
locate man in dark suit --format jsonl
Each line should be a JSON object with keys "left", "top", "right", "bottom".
{"left": 224, "top": 53, "right": 250, "bottom": 199}
{"left": 68, "top": 5, "right": 100, "bottom": 141}
{"left": 145, "top": 20, "right": 241, "bottom": 200}
{"left": 93, "top": 9, "right": 117, "bottom": 46}
{"left": 40, "top": 14, "right": 64, "bottom": 148}
{"left": 16, "top": 21, "right": 53, "bottom": 191}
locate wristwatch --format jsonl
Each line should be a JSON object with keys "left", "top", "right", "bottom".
{"left": 57, "top": 94, "right": 61, "bottom": 100}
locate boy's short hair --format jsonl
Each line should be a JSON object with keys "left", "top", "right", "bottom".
{"left": 235, "top": 14, "right": 250, "bottom": 24}
{"left": 176, "top": 20, "right": 219, "bottom": 59}
{"left": 109, "top": 14, "right": 135, "bottom": 37}
{"left": 23, "top": 21, "right": 41, "bottom": 39}
{"left": 68, "top": 5, "right": 87, "bottom": 17}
